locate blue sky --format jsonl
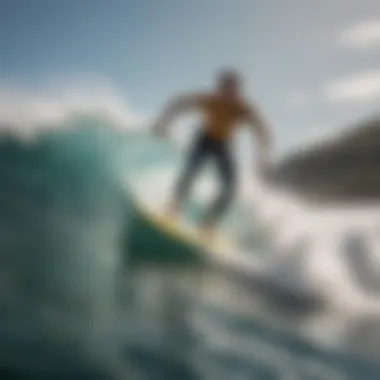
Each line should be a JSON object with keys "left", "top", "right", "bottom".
{"left": 1, "top": 0, "right": 380, "bottom": 153}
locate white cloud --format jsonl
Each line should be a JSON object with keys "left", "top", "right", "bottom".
{"left": 324, "top": 70, "right": 380, "bottom": 103}
{"left": 302, "top": 126, "right": 337, "bottom": 147}
{"left": 340, "top": 20, "right": 380, "bottom": 50}
{"left": 0, "top": 77, "right": 146, "bottom": 139}
{"left": 286, "top": 91, "right": 311, "bottom": 110}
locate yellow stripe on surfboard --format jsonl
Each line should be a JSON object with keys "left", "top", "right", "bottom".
{"left": 139, "top": 206, "right": 235, "bottom": 257}
{"left": 141, "top": 207, "right": 200, "bottom": 245}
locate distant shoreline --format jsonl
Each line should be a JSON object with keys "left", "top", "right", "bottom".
{"left": 273, "top": 117, "right": 380, "bottom": 203}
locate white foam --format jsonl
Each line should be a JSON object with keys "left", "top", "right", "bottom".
{"left": 0, "top": 78, "right": 147, "bottom": 142}
{"left": 1, "top": 77, "right": 380, "bottom": 315}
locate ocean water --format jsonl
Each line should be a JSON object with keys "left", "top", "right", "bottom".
{"left": 1, "top": 88, "right": 380, "bottom": 380}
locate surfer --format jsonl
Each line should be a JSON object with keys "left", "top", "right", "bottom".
{"left": 152, "top": 69, "right": 273, "bottom": 240}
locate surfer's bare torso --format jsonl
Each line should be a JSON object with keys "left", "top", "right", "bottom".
{"left": 190, "top": 92, "right": 251, "bottom": 141}
{"left": 152, "top": 69, "right": 273, "bottom": 240}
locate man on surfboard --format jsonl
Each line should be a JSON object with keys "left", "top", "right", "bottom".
{"left": 152, "top": 69, "right": 273, "bottom": 240}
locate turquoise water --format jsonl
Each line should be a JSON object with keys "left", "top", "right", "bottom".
{"left": 0, "top": 117, "right": 379, "bottom": 379}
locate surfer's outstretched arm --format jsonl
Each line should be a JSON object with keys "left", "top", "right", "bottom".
{"left": 153, "top": 93, "right": 205, "bottom": 136}
{"left": 244, "top": 103, "right": 273, "bottom": 178}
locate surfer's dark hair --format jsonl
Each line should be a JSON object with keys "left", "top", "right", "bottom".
{"left": 217, "top": 68, "right": 241, "bottom": 86}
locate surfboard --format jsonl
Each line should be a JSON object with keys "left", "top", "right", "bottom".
{"left": 139, "top": 206, "right": 235, "bottom": 257}
{"left": 140, "top": 208, "right": 202, "bottom": 247}
{"left": 127, "top": 198, "right": 237, "bottom": 267}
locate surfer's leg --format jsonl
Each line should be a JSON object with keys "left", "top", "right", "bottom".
{"left": 203, "top": 143, "right": 236, "bottom": 226}
{"left": 169, "top": 133, "right": 209, "bottom": 217}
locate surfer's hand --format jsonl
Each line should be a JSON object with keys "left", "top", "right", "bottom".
{"left": 259, "top": 166, "right": 271, "bottom": 182}
{"left": 256, "top": 156, "right": 272, "bottom": 182}
{"left": 152, "top": 123, "right": 167, "bottom": 138}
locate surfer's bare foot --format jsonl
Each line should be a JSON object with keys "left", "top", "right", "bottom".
{"left": 166, "top": 200, "right": 180, "bottom": 220}
{"left": 199, "top": 222, "right": 216, "bottom": 244}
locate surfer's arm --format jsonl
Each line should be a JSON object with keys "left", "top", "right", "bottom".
{"left": 244, "top": 103, "right": 273, "bottom": 176}
{"left": 153, "top": 94, "right": 205, "bottom": 136}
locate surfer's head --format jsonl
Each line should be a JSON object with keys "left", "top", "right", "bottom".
{"left": 217, "top": 68, "right": 242, "bottom": 97}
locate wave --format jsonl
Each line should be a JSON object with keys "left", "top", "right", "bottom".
{"left": 0, "top": 116, "right": 130, "bottom": 373}
{"left": 0, "top": 84, "right": 379, "bottom": 299}
{"left": 0, "top": 82, "right": 380, "bottom": 374}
